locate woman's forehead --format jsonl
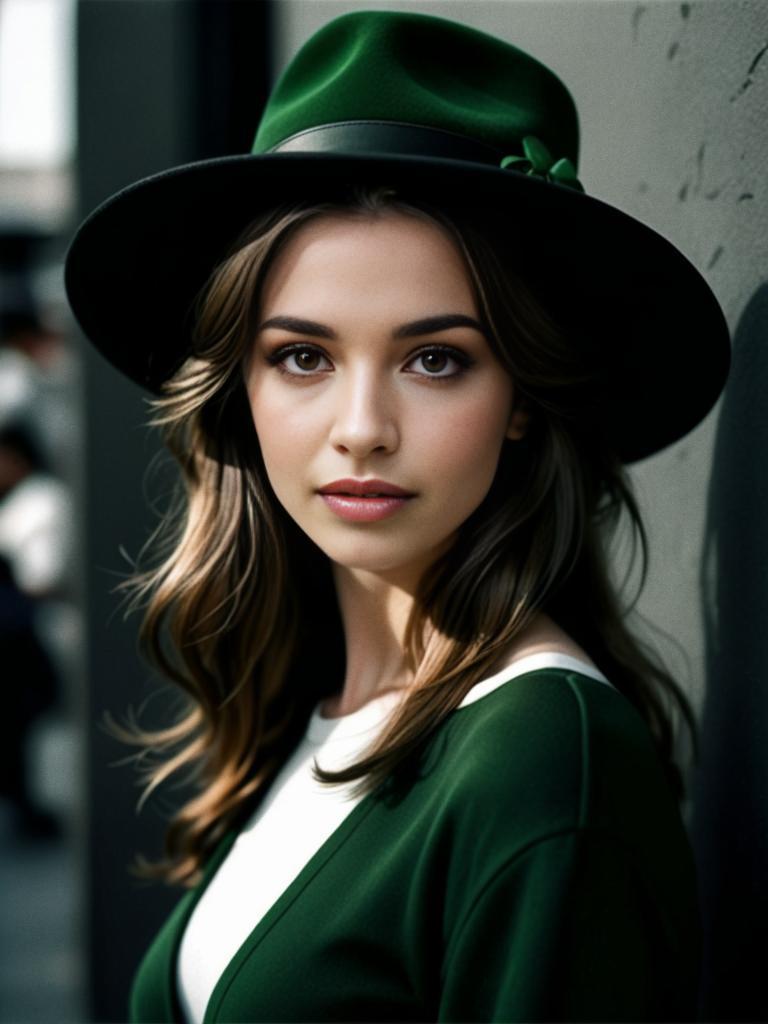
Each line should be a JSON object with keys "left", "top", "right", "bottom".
{"left": 258, "top": 210, "right": 477, "bottom": 314}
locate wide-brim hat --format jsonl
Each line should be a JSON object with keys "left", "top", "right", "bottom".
{"left": 64, "top": 9, "right": 730, "bottom": 464}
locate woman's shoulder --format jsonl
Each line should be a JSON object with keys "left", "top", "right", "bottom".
{"left": 450, "top": 664, "right": 657, "bottom": 768}
{"left": 423, "top": 666, "right": 700, "bottom": 961}
{"left": 438, "top": 666, "right": 681, "bottom": 845}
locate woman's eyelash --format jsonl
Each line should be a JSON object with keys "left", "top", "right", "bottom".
{"left": 264, "top": 343, "right": 475, "bottom": 379}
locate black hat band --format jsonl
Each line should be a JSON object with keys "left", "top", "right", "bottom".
{"left": 269, "top": 120, "right": 506, "bottom": 166}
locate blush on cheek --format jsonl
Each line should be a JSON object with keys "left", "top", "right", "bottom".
{"left": 442, "top": 406, "right": 509, "bottom": 455}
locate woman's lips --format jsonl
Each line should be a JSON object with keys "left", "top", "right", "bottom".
{"left": 319, "top": 493, "right": 414, "bottom": 522}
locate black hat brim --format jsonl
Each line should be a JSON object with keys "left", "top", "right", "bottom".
{"left": 64, "top": 151, "right": 730, "bottom": 464}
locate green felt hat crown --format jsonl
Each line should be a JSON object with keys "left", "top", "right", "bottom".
{"left": 64, "top": 9, "right": 730, "bottom": 463}
{"left": 250, "top": 10, "right": 583, "bottom": 193}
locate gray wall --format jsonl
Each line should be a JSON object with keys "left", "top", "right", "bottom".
{"left": 273, "top": 2, "right": 764, "bottom": 1021}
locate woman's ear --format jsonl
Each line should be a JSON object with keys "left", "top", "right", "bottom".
{"left": 506, "top": 403, "right": 530, "bottom": 441}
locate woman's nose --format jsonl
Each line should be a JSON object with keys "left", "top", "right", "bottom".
{"left": 327, "top": 367, "right": 399, "bottom": 456}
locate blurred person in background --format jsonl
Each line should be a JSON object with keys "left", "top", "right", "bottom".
{"left": 0, "top": 226, "right": 80, "bottom": 761}
{"left": 0, "top": 421, "right": 70, "bottom": 839}
{"left": 0, "top": 422, "right": 72, "bottom": 602}
{"left": 0, "top": 224, "right": 79, "bottom": 471}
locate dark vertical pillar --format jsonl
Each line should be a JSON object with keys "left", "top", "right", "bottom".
{"left": 691, "top": 284, "right": 768, "bottom": 1024}
{"left": 72, "top": 2, "right": 272, "bottom": 1019}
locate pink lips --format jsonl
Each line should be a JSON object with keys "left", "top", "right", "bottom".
{"left": 317, "top": 478, "right": 414, "bottom": 497}
{"left": 317, "top": 478, "right": 416, "bottom": 522}
{"left": 319, "top": 494, "right": 413, "bottom": 522}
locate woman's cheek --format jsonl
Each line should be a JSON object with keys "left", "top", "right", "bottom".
{"left": 437, "top": 404, "right": 510, "bottom": 465}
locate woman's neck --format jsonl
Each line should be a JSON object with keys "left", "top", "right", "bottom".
{"left": 323, "top": 564, "right": 417, "bottom": 719}
{"left": 322, "top": 561, "right": 595, "bottom": 719}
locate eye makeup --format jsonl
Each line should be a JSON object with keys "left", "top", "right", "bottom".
{"left": 264, "top": 342, "right": 476, "bottom": 381}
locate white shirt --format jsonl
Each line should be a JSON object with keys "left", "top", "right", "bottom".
{"left": 0, "top": 472, "right": 73, "bottom": 594}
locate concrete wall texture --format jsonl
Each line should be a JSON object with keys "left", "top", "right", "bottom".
{"left": 275, "top": 3, "right": 767, "bottom": 1020}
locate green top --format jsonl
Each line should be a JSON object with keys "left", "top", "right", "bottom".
{"left": 129, "top": 668, "right": 701, "bottom": 1022}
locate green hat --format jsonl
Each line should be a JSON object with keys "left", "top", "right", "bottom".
{"left": 64, "top": 9, "right": 730, "bottom": 463}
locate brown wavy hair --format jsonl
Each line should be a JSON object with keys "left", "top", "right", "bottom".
{"left": 107, "top": 183, "right": 698, "bottom": 888}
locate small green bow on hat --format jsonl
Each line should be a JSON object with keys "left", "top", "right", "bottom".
{"left": 500, "top": 135, "right": 584, "bottom": 193}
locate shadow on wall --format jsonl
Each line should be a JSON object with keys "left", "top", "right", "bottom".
{"left": 692, "top": 282, "right": 768, "bottom": 1024}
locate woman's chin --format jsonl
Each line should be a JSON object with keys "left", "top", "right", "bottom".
{"left": 317, "top": 534, "right": 457, "bottom": 582}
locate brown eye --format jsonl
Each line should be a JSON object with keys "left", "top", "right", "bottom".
{"left": 266, "top": 344, "right": 332, "bottom": 377}
{"left": 419, "top": 350, "right": 449, "bottom": 374}
{"left": 294, "top": 349, "right": 322, "bottom": 371}
{"left": 405, "top": 345, "right": 474, "bottom": 379}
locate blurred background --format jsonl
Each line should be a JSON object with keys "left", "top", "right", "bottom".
{"left": 0, "top": 1, "right": 765, "bottom": 1022}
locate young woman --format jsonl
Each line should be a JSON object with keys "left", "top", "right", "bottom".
{"left": 65, "top": 10, "right": 731, "bottom": 1023}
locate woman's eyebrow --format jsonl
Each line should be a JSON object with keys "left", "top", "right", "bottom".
{"left": 257, "top": 313, "right": 488, "bottom": 340}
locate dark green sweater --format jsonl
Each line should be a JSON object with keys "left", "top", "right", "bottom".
{"left": 130, "top": 668, "right": 701, "bottom": 1022}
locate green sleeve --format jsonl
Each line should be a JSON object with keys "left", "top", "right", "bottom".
{"left": 438, "top": 827, "right": 698, "bottom": 1023}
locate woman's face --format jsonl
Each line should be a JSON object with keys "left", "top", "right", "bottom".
{"left": 243, "top": 210, "right": 527, "bottom": 586}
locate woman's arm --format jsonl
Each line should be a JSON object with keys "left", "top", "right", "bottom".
{"left": 438, "top": 826, "right": 700, "bottom": 1023}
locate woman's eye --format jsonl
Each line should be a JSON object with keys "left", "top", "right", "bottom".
{"left": 265, "top": 344, "right": 472, "bottom": 380}
{"left": 266, "top": 344, "right": 331, "bottom": 376}
{"left": 405, "top": 346, "right": 473, "bottom": 378}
